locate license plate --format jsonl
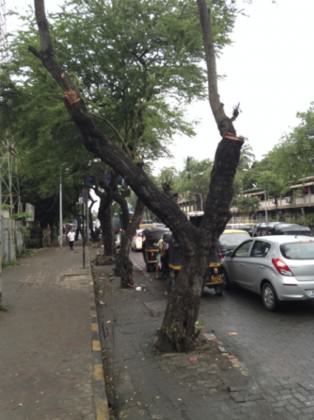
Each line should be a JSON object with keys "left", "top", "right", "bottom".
{"left": 207, "top": 275, "right": 223, "bottom": 285}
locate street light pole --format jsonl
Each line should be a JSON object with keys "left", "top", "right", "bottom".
{"left": 264, "top": 191, "right": 269, "bottom": 223}
{"left": 193, "top": 192, "right": 203, "bottom": 211}
{"left": 0, "top": 165, "right": 3, "bottom": 308}
{"left": 59, "top": 167, "right": 63, "bottom": 248}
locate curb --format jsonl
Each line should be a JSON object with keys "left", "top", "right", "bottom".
{"left": 87, "top": 248, "right": 110, "bottom": 420}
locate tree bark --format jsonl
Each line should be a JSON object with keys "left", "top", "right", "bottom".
{"left": 156, "top": 237, "right": 208, "bottom": 352}
{"left": 98, "top": 193, "right": 114, "bottom": 256}
{"left": 116, "top": 198, "right": 144, "bottom": 288}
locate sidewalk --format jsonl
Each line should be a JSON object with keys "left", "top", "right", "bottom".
{"left": 0, "top": 246, "right": 107, "bottom": 420}
{"left": 92, "top": 254, "right": 282, "bottom": 420}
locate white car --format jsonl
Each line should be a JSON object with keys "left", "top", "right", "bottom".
{"left": 131, "top": 229, "right": 144, "bottom": 251}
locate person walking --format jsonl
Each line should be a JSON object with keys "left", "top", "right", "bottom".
{"left": 67, "top": 228, "right": 75, "bottom": 250}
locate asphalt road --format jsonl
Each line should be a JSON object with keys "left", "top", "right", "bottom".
{"left": 131, "top": 249, "right": 314, "bottom": 392}
{"left": 201, "top": 284, "right": 314, "bottom": 389}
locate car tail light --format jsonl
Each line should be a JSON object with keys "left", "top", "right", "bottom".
{"left": 272, "top": 258, "right": 293, "bottom": 276}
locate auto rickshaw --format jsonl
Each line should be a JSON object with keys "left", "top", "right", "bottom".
{"left": 167, "top": 234, "right": 225, "bottom": 296}
{"left": 142, "top": 227, "right": 170, "bottom": 272}
{"left": 167, "top": 211, "right": 225, "bottom": 295}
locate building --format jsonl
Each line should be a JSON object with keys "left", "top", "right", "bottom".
{"left": 233, "top": 176, "right": 314, "bottom": 223}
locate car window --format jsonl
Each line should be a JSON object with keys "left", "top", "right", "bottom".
{"left": 219, "top": 232, "right": 250, "bottom": 248}
{"left": 281, "top": 241, "right": 314, "bottom": 259}
{"left": 251, "top": 240, "right": 271, "bottom": 258}
{"left": 233, "top": 240, "right": 253, "bottom": 257}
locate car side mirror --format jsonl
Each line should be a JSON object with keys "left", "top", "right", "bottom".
{"left": 224, "top": 249, "right": 233, "bottom": 257}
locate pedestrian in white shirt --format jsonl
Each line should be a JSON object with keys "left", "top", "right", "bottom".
{"left": 67, "top": 229, "right": 75, "bottom": 250}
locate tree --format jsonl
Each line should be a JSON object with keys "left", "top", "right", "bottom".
{"left": 0, "top": 53, "right": 95, "bottom": 232}
{"left": 265, "top": 104, "right": 314, "bottom": 185}
{"left": 176, "top": 157, "right": 212, "bottom": 208}
{"left": 233, "top": 195, "right": 260, "bottom": 217}
{"left": 45, "top": 0, "right": 214, "bottom": 284}
{"left": 31, "top": 0, "right": 242, "bottom": 352}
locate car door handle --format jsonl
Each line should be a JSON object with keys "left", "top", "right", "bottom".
{"left": 258, "top": 266, "right": 265, "bottom": 270}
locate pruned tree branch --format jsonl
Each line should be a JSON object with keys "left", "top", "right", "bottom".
{"left": 196, "top": 0, "right": 227, "bottom": 131}
{"left": 197, "top": 0, "right": 239, "bottom": 136}
{"left": 197, "top": 0, "right": 244, "bottom": 237}
{"left": 231, "top": 103, "right": 241, "bottom": 122}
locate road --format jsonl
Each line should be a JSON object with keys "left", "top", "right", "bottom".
{"left": 201, "top": 285, "right": 314, "bottom": 388}
{"left": 131, "top": 249, "right": 314, "bottom": 417}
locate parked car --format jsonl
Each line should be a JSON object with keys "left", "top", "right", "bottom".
{"left": 131, "top": 229, "right": 144, "bottom": 251}
{"left": 252, "top": 222, "right": 312, "bottom": 237}
{"left": 226, "top": 223, "right": 256, "bottom": 236}
{"left": 218, "top": 229, "right": 251, "bottom": 258}
{"left": 223, "top": 235, "right": 314, "bottom": 311}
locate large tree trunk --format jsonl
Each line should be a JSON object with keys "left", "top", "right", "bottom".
{"left": 156, "top": 244, "right": 208, "bottom": 352}
{"left": 98, "top": 195, "right": 114, "bottom": 256}
{"left": 116, "top": 199, "right": 144, "bottom": 287}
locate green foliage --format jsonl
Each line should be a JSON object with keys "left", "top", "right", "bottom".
{"left": 1, "top": 0, "right": 239, "bottom": 227}
{"left": 0, "top": 15, "right": 98, "bottom": 226}
{"left": 233, "top": 195, "right": 260, "bottom": 215}
{"left": 11, "top": 212, "right": 33, "bottom": 220}
{"left": 175, "top": 157, "right": 212, "bottom": 199}
{"left": 236, "top": 103, "right": 314, "bottom": 201}
{"left": 156, "top": 157, "right": 212, "bottom": 204}
{"left": 156, "top": 166, "right": 178, "bottom": 190}
{"left": 49, "top": 0, "right": 237, "bottom": 162}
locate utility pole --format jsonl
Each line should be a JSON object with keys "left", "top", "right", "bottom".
{"left": 59, "top": 168, "right": 63, "bottom": 248}
{"left": 7, "top": 145, "right": 15, "bottom": 261}
{"left": 82, "top": 186, "right": 89, "bottom": 268}
{"left": 0, "top": 164, "right": 3, "bottom": 308}
{"left": 79, "top": 196, "right": 86, "bottom": 269}
{"left": 0, "top": 2, "right": 7, "bottom": 307}
{"left": 264, "top": 191, "right": 269, "bottom": 223}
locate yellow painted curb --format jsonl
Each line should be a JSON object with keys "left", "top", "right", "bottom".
{"left": 95, "top": 398, "right": 108, "bottom": 420}
{"left": 94, "top": 364, "right": 104, "bottom": 381}
{"left": 91, "top": 322, "right": 99, "bottom": 333}
{"left": 92, "top": 339, "right": 102, "bottom": 352}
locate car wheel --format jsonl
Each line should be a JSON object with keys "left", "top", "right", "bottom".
{"left": 262, "top": 282, "right": 278, "bottom": 311}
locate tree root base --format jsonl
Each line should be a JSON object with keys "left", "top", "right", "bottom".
{"left": 155, "top": 329, "right": 198, "bottom": 353}
{"left": 94, "top": 255, "right": 115, "bottom": 266}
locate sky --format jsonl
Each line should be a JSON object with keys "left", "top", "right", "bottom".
{"left": 6, "top": 0, "right": 314, "bottom": 172}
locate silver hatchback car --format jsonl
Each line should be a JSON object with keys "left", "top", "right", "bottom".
{"left": 223, "top": 235, "right": 314, "bottom": 311}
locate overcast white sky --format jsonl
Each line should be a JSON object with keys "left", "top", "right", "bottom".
{"left": 7, "top": 0, "right": 314, "bottom": 172}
